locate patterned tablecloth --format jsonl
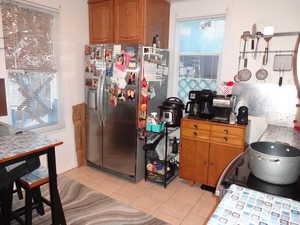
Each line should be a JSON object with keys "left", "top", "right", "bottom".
{"left": 0, "top": 126, "right": 62, "bottom": 162}
{"left": 207, "top": 184, "right": 300, "bottom": 225}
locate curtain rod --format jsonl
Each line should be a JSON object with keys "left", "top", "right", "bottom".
{"left": 0, "top": 0, "right": 60, "bottom": 13}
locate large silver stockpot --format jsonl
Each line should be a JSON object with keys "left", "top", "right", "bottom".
{"left": 248, "top": 142, "right": 300, "bottom": 185}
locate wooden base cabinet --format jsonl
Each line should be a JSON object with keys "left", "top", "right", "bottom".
{"left": 88, "top": 0, "right": 170, "bottom": 48}
{"left": 180, "top": 138, "right": 209, "bottom": 184}
{"left": 180, "top": 118, "right": 247, "bottom": 187}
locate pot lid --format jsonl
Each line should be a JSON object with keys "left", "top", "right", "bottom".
{"left": 250, "top": 142, "right": 300, "bottom": 157}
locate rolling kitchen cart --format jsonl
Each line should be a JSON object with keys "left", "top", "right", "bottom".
{"left": 143, "top": 125, "right": 179, "bottom": 188}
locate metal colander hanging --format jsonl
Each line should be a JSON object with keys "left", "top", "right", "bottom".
{"left": 255, "top": 68, "right": 268, "bottom": 80}
{"left": 237, "top": 58, "right": 252, "bottom": 81}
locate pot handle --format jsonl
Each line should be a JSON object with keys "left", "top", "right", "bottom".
{"left": 256, "top": 155, "right": 280, "bottom": 163}
{"left": 269, "top": 158, "right": 280, "bottom": 163}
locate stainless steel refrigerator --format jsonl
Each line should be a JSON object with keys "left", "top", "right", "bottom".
{"left": 84, "top": 43, "right": 169, "bottom": 182}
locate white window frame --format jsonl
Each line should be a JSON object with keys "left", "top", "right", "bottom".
{"left": 0, "top": 1, "right": 65, "bottom": 133}
{"left": 169, "top": 14, "right": 226, "bottom": 98}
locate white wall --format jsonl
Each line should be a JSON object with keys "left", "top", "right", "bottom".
{"left": 0, "top": 0, "right": 89, "bottom": 174}
{"left": 168, "top": 0, "right": 300, "bottom": 96}
{"left": 36, "top": 0, "right": 89, "bottom": 173}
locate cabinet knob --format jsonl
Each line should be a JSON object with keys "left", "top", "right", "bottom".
{"left": 224, "top": 137, "right": 228, "bottom": 142}
{"left": 193, "top": 124, "right": 198, "bottom": 129}
{"left": 193, "top": 132, "right": 198, "bottom": 136}
{"left": 224, "top": 130, "right": 229, "bottom": 134}
{"left": 203, "top": 161, "right": 207, "bottom": 165}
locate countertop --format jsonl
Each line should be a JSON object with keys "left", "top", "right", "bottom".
{"left": 0, "top": 123, "right": 62, "bottom": 163}
{"left": 259, "top": 124, "right": 300, "bottom": 149}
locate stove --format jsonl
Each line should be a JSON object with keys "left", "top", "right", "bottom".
{"left": 217, "top": 151, "right": 300, "bottom": 201}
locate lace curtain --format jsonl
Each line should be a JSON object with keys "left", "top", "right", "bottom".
{"left": 1, "top": 2, "right": 56, "bottom": 72}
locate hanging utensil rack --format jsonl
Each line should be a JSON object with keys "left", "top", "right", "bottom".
{"left": 237, "top": 30, "right": 300, "bottom": 81}
{"left": 240, "top": 50, "right": 297, "bottom": 54}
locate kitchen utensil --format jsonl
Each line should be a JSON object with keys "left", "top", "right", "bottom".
{"left": 241, "top": 31, "right": 251, "bottom": 59}
{"left": 254, "top": 32, "right": 263, "bottom": 59}
{"left": 237, "top": 58, "right": 252, "bottom": 81}
{"left": 251, "top": 24, "right": 257, "bottom": 50}
{"left": 262, "top": 35, "right": 272, "bottom": 65}
{"left": 273, "top": 54, "right": 293, "bottom": 86}
{"left": 255, "top": 68, "right": 268, "bottom": 80}
{"left": 238, "top": 55, "right": 241, "bottom": 70}
{"left": 234, "top": 74, "right": 240, "bottom": 83}
{"left": 248, "top": 141, "right": 300, "bottom": 185}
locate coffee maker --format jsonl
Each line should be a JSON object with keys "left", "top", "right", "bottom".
{"left": 185, "top": 91, "right": 201, "bottom": 117}
{"left": 198, "top": 89, "right": 214, "bottom": 119}
{"left": 185, "top": 90, "right": 215, "bottom": 119}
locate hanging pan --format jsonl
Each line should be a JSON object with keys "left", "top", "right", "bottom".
{"left": 255, "top": 68, "right": 268, "bottom": 81}
{"left": 238, "top": 58, "right": 252, "bottom": 81}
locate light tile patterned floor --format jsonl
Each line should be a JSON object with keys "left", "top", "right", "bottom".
{"left": 64, "top": 166, "right": 219, "bottom": 225}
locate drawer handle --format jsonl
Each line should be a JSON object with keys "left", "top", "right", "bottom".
{"left": 224, "top": 130, "right": 229, "bottom": 134}
{"left": 224, "top": 137, "right": 228, "bottom": 142}
{"left": 193, "top": 132, "right": 198, "bottom": 136}
{"left": 203, "top": 161, "right": 207, "bottom": 165}
{"left": 209, "top": 162, "right": 214, "bottom": 166}
{"left": 193, "top": 124, "right": 198, "bottom": 129}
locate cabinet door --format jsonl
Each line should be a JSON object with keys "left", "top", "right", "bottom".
{"left": 144, "top": 0, "right": 170, "bottom": 48}
{"left": 207, "top": 143, "right": 243, "bottom": 187}
{"left": 89, "top": 0, "right": 114, "bottom": 44}
{"left": 180, "top": 138, "right": 209, "bottom": 184}
{"left": 114, "top": 0, "right": 143, "bottom": 43}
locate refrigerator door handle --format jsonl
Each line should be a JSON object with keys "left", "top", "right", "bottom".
{"left": 97, "top": 73, "right": 105, "bottom": 124}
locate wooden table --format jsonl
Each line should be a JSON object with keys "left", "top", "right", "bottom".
{"left": 0, "top": 125, "right": 66, "bottom": 225}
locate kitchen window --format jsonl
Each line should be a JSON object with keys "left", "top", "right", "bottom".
{"left": 1, "top": 2, "right": 60, "bottom": 130}
{"left": 177, "top": 17, "right": 225, "bottom": 102}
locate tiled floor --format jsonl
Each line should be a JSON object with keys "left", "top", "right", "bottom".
{"left": 64, "top": 166, "right": 219, "bottom": 225}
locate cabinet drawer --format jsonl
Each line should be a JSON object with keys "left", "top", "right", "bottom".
{"left": 181, "top": 120, "right": 210, "bottom": 131}
{"left": 181, "top": 128, "right": 210, "bottom": 140}
{"left": 211, "top": 125, "right": 244, "bottom": 137}
{"left": 210, "top": 135, "right": 244, "bottom": 146}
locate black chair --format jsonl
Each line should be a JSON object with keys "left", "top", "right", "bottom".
{"left": 0, "top": 158, "right": 40, "bottom": 224}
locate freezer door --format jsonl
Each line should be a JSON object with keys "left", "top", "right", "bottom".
{"left": 86, "top": 88, "right": 103, "bottom": 166}
{"left": 102, "top": 87, "right": 137, "bottom": 176}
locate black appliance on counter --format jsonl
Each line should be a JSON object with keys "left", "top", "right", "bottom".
{"left": 199, "top": 89, "right": 215, "bottom": 119}
{"left": 216, "top": 151, "right": 300, "bottom": 201}
{"left": 237, "top": 106, "right": 248, "bottom": 125}
{"left": 185, "top": 90, "right": 214, "bottom": 119}
{"left": 159, "top": 97, "right": 184, "bottom": 127}
{"left": 185, "top": 90, "right": 201, "bottom": 117}
{"left": 211, "top": 95, "right": 236, "bottom": 123}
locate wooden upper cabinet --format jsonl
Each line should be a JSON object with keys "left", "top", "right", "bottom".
{"left": 88, "top": 0, "right": 170, "bottom": 48}
{"left": 114, "top": 0, "right": 142, "bottom": 44}
{"left": 89, "top": 0, "right": 114, "bottom": 44}
{"left": 143, "top": 0, "right": 170, "bottom": 48}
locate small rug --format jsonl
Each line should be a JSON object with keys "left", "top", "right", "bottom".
{"left": 12, "top": 176, "right": 169, "bottom": 225}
